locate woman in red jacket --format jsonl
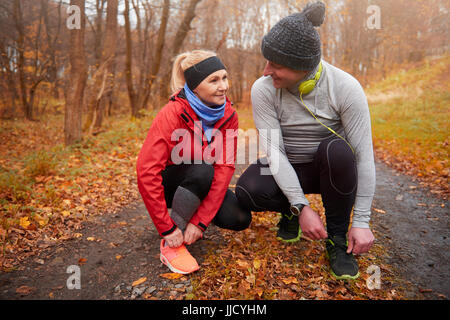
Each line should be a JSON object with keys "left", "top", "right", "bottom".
{"left": 136, "top": 50, "right": 251, "bottom": 274}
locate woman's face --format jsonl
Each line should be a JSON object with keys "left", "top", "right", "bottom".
{"left": 193, "top": 69, "right": 229, "bottom": 106}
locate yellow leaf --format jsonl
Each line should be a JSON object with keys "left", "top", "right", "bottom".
{"left": 159, "top": 273, "right": 183, "bottom": 280}
{"left": 62, "top": 210, "right": 71, "bottom": 217}
{"left": 115, "top": 255, "right": 122, "bottom": 260}
{"left": 87, "top": 237, "right": 95, "bottom": 241}
{"left": 282, "top": 277, "right": 298, "bottom": 285}
{"left": 132, "top": 277, "right": 147, "bottom": 286}
{"left": 19, "top": 217, "right": 30, "bottom": 229}
{"left": 253, "top": 259, "right": 261, "bottom": 270}
{"left": 255, "top": 287, "right": 264, "bottom": 297}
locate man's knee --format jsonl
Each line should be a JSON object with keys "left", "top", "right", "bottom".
{"left": 316, "top": 138, "right": 357, "bottom": 194}
{"left": 215, "top": 189, "right": 252, "bottom": 231}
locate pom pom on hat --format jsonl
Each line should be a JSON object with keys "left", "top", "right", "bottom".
{"left": 302, "top": 1, "right": 326, "bottom": 27}
{"left": 261, "top": 1, "right": 326, "bottom": 70}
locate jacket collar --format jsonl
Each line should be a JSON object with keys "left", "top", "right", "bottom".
{"left": 171, "top": 89, "right": 235, "bottom": 134}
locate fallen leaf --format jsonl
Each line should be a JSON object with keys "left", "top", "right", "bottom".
{"left": 255, "top": 287, "right": 264, "bottom": 297}
{"left": 373, "top": 208, "right": 386, "bottom": 214}
{"left": 62, "top": 210, "right": 71, "bottom": 217}
{"left": 236, "top": 259, "right": 249, "bottom": 269}
{"left": 19, "top": 217, "right": 30, "bottom": 229}
{"left": 16, "top": 286, "right": 35, "bottom": 296}
{"left": 159, "top": 273, "right": 183, "bottom": 280}
{"left": 87, "top": 237, "right": 95, "bottom": 241}
{"left": 78, "top": 258, "right": 87, "bottom": 266}
{"left": 253, "top": 259, "right": 261, "bottom": 270}
{"left": 245, "top": 274, "right": 256, "bottom": 286}
{"left": 416, "top": 203, "right": 427, "bottom": 207}
{"left": 115, "top": 255, "right": 123, "bottom": 260}
{"left": 282, "top": 277, "right": 299, "bottom": 285}
{"left": 132, "top": 277, "right": 147, "bottom": 286}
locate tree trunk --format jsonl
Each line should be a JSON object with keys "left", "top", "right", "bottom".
{"left": 143, "top": 0, "right": 170, "bottom": 110}
{"left": 159, "top": 0, "right": 202, "bottom": 102}
{"left": 124, "top": 0, "right": 139, "bottom": 117}
{"left": 65, "top": 0, "right": 87, "bottom": 146}
{"left": 13, "top": 0, "right": 33, "bottom": 120}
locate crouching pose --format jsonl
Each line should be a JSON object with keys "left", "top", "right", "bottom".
{"left": 137, "top": 50, "right": 251, "bottom": 274}
{"left": 236, "top": 2, "right": 376, "bottom": 280}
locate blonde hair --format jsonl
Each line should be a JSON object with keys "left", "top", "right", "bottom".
{"left": 170, "top": 50, "right": 217, "bottom": 94}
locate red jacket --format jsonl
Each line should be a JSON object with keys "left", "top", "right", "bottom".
{"left": 136, "top": 90, "right": 238, "bottom": 237}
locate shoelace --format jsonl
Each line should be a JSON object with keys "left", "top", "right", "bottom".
{"left": 279, "top": 214, "right": 298, "bottom": 233}
{"left": 328, "top": 239, "right": 350, "bottom": 259}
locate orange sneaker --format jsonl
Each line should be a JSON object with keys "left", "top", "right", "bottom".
{"left": 159, "top": 239, "right": 199, "bottom": 274}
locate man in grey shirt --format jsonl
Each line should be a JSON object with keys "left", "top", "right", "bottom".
{"left": 235, "top": 1, "right": 376, "bottom": 280}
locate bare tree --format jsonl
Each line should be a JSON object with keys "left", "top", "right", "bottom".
{"left": 65, "top": 0, "right": 88, "bottom": 145}
{"left": 159, "top": 0, "right": 203, "bottom": 102}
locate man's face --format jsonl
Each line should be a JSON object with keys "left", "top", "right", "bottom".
{"left": 263, "top": 61, "right": 308, "bottom": 89}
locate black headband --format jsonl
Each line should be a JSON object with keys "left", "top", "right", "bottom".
{"left": 184, "top": 56, "right": 226, "bottom": 90}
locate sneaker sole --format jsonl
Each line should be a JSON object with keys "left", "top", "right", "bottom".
{"left": 160, "top": 253, "right": 197, "bottom": 275}
{"left": 329, "top": 269, "right": 360, "bottom": 280}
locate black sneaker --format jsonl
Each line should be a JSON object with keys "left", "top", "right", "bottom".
{"left": 326, "top": 235, "right": 359, "bottom": 280}
{"left": 276, "top": 213, "right": 302, "bottom": 242}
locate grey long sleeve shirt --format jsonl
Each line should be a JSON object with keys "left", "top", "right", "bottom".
{"left": 251, "top": 60, "right": 376, "bottom": 229}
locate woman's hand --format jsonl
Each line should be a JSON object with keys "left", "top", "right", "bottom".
{"left": 299, "top": 206, "right": 328, "bottom": 240}
{"left": 163, "top": 227, "right": 184, "bottom": 248}
{"left": 184, "top": 223, "right": 203, "bottom": 245}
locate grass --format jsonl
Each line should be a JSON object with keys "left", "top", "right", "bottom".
{"left": 367, "top": 55, "right": 449, "bottom": 195}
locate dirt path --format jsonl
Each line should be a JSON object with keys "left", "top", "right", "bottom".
{"left": 370, "top": 161, "right": 449, "bottom": 299}
{"left": 0, "top": 157, "right": 448, "bottom": 300}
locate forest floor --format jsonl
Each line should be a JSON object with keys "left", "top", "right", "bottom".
{"left": 0, "top": 136, "right": 448, "bottom": 300}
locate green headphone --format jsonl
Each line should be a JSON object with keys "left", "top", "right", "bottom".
{"left": 298, "top": 62, "right": 323, "bottom": 95}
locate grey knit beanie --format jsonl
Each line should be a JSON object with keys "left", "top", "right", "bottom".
{"left": 261, "top": 1, "right": 326, "bottom": 71}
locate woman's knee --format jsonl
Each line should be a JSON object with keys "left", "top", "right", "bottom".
{"left": 180, "top": 163, "right": 214, "bottom": 199}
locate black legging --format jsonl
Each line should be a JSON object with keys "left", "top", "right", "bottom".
{"left": 161, "top": 163, "right": 252, "bottom": 231}
{"left": 235, "top": 137, "right": 357, "bottom": 237}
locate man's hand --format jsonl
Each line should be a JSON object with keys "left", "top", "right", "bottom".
{"left": 163, "top": 227, "right": 184, "bottom": 248}
{"left": 184, "top": 223, "right": 203, "bottom": 245}
{"left": 347, "top": 227, "right": 374, "bottom": 254}
{"left": 299, "top": 206, "right": 328, "bottom": 240}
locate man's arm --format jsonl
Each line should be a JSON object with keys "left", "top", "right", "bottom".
{"left": 339, "top": 79, "right": 376, "bottom": 229}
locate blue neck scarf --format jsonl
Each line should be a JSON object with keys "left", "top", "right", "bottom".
{"left": 183, "top": 83, "right": 226, "bottom": 142}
